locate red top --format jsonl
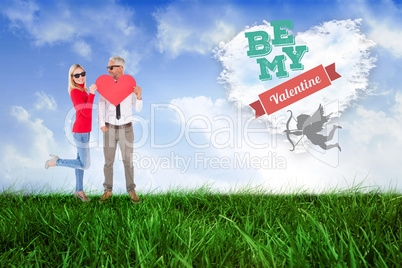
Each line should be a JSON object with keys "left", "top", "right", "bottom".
{"left": 70, "top": 84, "right": 95, "bottom": 133}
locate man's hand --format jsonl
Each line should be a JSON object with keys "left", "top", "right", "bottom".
{"left": 133, "top": 86, "right": 142, "bottom": 100}
{"left": 101, "top": 126, "right": 109, "bottom": 132}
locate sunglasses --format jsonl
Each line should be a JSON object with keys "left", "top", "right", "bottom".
{"left": 72, "top": 72, "right": 86, "bottom": 78}
{"left": 106, "top": 65, "right": 122, "bottom": 70}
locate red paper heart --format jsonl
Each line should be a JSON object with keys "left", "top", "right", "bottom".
{"left": 95, "top": 74, "right": 136, "bottom": 107}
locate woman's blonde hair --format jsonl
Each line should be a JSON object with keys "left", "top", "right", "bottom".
{"left": 68, "top": 64, "right": 88, "bottom": 95}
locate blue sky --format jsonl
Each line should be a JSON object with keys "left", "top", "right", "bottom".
{"left": 1, "top": 0, "right": 401, "bottom": 194}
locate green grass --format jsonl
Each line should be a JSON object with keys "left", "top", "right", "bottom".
{"left": 0, "top": 186, "right": 401, "bottom": 267}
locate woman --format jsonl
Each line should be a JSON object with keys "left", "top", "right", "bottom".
{"left": 45, "top": 64, "right": 97, "bottom": 202}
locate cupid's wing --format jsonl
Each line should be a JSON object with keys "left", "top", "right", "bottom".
{"left": 302, "top": 104, "right": 331, "bottom": 132}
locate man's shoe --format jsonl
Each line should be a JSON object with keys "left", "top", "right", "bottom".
{"left": 99, "top": 191, "right": 112, "bottom": 203}
{"left": 129, "top": 190, "right": 141, "bottom": 204}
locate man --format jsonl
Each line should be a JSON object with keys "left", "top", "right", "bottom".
{"left": 98, "top": 56, "right": 143, "bottom": 203}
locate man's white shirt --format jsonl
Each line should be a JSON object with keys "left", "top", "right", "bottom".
{"left": 98, "top": 93, "right": 143, "bottom": 127}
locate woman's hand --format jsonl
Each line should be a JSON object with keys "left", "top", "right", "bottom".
{"left": 89, "top": 84, "right": 97, "bottom": 94}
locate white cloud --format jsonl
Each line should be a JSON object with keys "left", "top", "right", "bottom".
{"left": 10, "top": 105, "right": 30, "bottom": 121}
{"left": 2, "top": 106, "right": 58, "bottom": 191}
{"left": 1, "top": 0, "right": 143, "bottom": 73}
{"left": 2, "top": 0, "right": 39, "bottom": 31}
{"left": 339, "top": 91, "right": 402, "bottom": 186}
{"left": 3, "top": 1, "right": 77, "bottom": 45}
{"left": 354, "top": 0, "right": 402, "bottom": 58}
{"left": 7, "top": 106, "right": 56, "bottom": 168}
{"left": 350, "top": 92, "right": 402, "bottom": 146}
{"left": 393, "top": 92, "right": 402, "bottom": 115}
{"left": 214, "top": 19, "right": 376, "bottom": 128}
{"left": 154, "top": 3, "right": 238, "bottom": 57}
{"left": 34, "top": 91, "right": 57, "bottom": 110}
{"left": 368, "top": 24, "right": 402, "bottom": 58}
{"left": 72, "top": 40, "right": 92, "bottom": 59}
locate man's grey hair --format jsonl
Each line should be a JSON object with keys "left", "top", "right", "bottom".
{"left": 110, "top": 56, "right": 125, "bottom": 69}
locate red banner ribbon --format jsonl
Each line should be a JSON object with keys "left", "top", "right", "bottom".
{"left": 250, "top": 63, "right": 341, "bottom": 118}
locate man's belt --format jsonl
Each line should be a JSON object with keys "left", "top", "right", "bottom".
{"left": 105, "top": 122, "right": 132, "bottom": 129}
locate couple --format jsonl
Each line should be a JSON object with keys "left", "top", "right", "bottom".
{"left": 45, "top": 56, "right": 143, "bottom": 204}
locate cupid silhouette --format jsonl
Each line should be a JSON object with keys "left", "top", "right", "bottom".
{"left": 284, "top": 104, "right": 341, "bottom": 151}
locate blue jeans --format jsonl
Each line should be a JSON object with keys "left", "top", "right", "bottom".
{"left": 56, "top": 132, "right": 90, "bottom": 191}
